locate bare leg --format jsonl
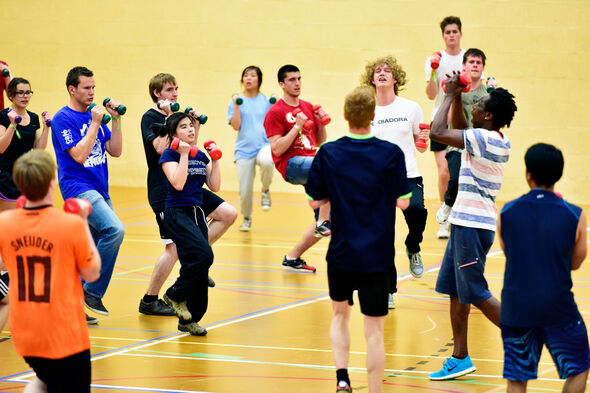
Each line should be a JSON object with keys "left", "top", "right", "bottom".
{"left": 0, "top": 295, "right": 9, "bottom": 333}
{"left": 434, "top": 150, "right": 449, "bottom": 202}
{"left": 507, "top": 380, "right": 527, "bottom": 393}
{"left": 330, "top": 300, "right": 351, "bottom": 369}
{"left": 24, "top": 377, "right": 47, "bottom": 393}
{"left": 563, "top": 369, "right": 589, "bottom": 393}
{"left": 474, "top": 296, "right": 501, "bottom": 327}
{"left": 450, "top": 296, "right": 471, "bottom": 357}
{"left": 207, "top": 202, "right": 237, "bottom": 245}
{"left": 364, "top": 315, "right": 386, "bottom": 393}
{"left": 286, "top": 223, "right": 321, "bottom": 259}
{"left": 146, "top": 243, "right": 177, "bottom": 296}
{"left": 318, "top": 201, "right": 330, "bottom": 222}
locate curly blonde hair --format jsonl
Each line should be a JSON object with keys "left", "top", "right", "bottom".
{"left": 360, "top": 55, "right": 407, "bottom": 95}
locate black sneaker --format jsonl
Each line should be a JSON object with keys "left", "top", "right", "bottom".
{"left": 178, "top": 322, "right": 208, "bottom": 336}
{"left": 139, "top": 298, "right": 175, "bottom": 316}
{"left": 282, "top": 256, "right": 316, "bottom": 273}
{"left": 208, "top": 275, "right": 216, "bottom": 287}
{"left": 86, "top": 314, "right": 99, "bottom": 325}
{"left": 84, "top": 291, "right": 109, "bottom": 316}
{"left": 314, "top": 220, "right": 332, "bottom": 238}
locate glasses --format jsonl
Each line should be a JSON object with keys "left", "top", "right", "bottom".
{"left": 15, "top": 91, "right": 33, "bottom": 97}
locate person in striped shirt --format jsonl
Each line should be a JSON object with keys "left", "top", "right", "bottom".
{"left": 428, "top": 72, "right": 517, "bottom": 380}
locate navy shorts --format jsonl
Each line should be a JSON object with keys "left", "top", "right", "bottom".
{"left": 502, "top": 319, "right": 590, "bottom": 381}
{"left": 435, "top": 225, "right": 494, "bottom": 304}
{"left": 430, "top": 139, "right": 447, "bottom": 152}
{"left": 0, "top": 271, "right": 8, "bottom": 300}
{"left": 24, "top": 349, "right": 91, "bottom": 393}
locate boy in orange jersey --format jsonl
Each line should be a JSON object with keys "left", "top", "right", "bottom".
{"left": 0, "top": 149, "right": 100, "bottom": 393}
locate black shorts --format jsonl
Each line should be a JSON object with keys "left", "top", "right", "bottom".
{"left": 0, "top": 271, "right": 8, "bottom": 300}
{"left": 430, "top": 139, "right": 448, "bottom": 152}
{"left": 202, "top": 189, "right": 224, "bottom": 217}
{"left": 24, "top": 349, "right": 91, "bottom": 393}
{"left": 327, "top": 264, "right": 391, "bottom": 317}
{"left": 155, "top": 212, "right": 173, "bottom": 243}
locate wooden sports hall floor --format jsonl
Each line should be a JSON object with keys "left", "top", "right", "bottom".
{"left": 1, "top": 187, "right": 589, "bottom": 393}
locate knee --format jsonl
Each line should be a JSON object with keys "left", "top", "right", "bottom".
{"left": 220, "top": 203, "right": 238, "bottom": 225}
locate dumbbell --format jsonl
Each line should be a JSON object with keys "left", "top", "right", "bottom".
{"left": 103, "top": 98, "right": 127, "bottom": 115}
{"left": 87, "top": 103, "right": 111, "bottom": 124}
{"left": 291, "top": 108, "right": 313, "bottom": 131}
{"left": 64, "top": 198, "right": 93, "bottom": 215}
{"left": 203, "top": 140, "right": 222, "bottom": 160}
{"left": 42, "top": 111, "right": 51, "bottom": 127}
{"left": 6, "top": 108, "right": 21, "bottom": 124}
{"left": 430, "top": 51, "right": 442, "bottom": 70}
{"left": 1, "top": 69, "right": 9, "bottom": 77}
{"left": 486, "top": 77, "right": 496, "bottom": 93}
{"left": 313, "top": 105, "right": 331, "bottom": 125}
{"left": 269, "top": 96, "right": 277, "bottom": 104}
{"left": 170, "top": 137, "right": 198, "bottom": 157}
{"left": 416, "top": 123, "right": 430, "bottom": 149}
{"left": 235, "top": 96, "right": 244, "bottom": 105}
{"left": 157, "top": 101, "right": 180, "bottom": 112}
{"left": 184, "top": 107, "right": 208, "bottom": 125}
{"left": 441, "top": 72, "right": 471, "bottom": 93}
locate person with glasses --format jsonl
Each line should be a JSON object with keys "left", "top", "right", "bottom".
{"left": 0, "top": 77, "right": 51, "bottom": 211}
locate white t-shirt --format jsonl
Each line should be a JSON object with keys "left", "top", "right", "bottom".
{"left": 370, "top": 96, "right": 424, "bottom": 178}
{"left": 424, "top": 49, "right": 465, "bottom": 121}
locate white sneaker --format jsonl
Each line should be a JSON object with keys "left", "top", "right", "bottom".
{"left": 239, "top": 217, "right": 251, "bottom": 232}
{"left": 388, "top": 294, "right": 395, "bottom": 309}
{"left": 261, "top": 190, "right": 271, "bottom": 211}
{"left": 437, "top": 221, "right": 450, "bottom": 239}
{"left": 436, "top": 203, "right": 452, "bottom": 224}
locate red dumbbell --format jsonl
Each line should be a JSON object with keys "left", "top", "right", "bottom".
{"left": 441, "top": 72, "right": 471, "bottom": 93}
{"left": 203, "top": 140, "right": 222, "bottom": 160}
{"left": 416, "top": 123, "right": 430, "bottom": 149}
{"left": 170, "top": 137, "right": 198, "bottom": 158}
{"left": 431, "top": 51, "right": 442, "bottom": 70}
{"left": 16, "top": 195, "right": 27, "bottom": 208}
{"left": 63, "top": 198, "right": 93, "bottom": 215}
{"left": 313, "top": 105, "right": 331, "bottom": 125}
{"left": 291, "top": 108, "right": 313, "bottom": 131}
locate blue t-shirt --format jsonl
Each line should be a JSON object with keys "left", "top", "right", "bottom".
{"left": 305, "top": 135, "right": 410, "bottom": 273}
{"left": 227, "top": 93, "right": 271, "bottom": 161}
{"left": 51, "top": 106, "right": 112, "bottom": 199}
{"left": 500, "top": 189, "right": 582, "bottom": 327}
{"left": 159, "top": 148, "right": 209, "bottom": 208}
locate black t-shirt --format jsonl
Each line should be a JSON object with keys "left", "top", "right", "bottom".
{"left": 141, "top": 108, "right": 168, "bottom": 213}
{"left": 305, "top": 135, "right": 410, "bottom": 273}
{"left": 0, "top": 109, "right": 40, "bottom": 198}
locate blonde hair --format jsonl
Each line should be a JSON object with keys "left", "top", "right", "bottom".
{"left": 13, "top": 150, "right": 56, "bottom": 202}
{"left": 360, "top": 55, "right": 407, "bottom": 95}
{"left": 344, "top": 87, "right": 376, "bottom": 129}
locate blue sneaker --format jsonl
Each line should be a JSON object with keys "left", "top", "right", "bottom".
{"left": 429, "top": 355, "right": 476, "bottom": 380}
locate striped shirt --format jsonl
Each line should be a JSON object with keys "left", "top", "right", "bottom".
{"left": 449, "top": 128, "right": 510, "bottom": 231}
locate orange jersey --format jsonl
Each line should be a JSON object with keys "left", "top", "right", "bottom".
{"left": 0, "top": 206, "right": 95, "bottom": 359}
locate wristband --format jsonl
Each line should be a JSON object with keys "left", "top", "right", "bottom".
{"left": 9, "top": 124, "right": 21, "bottom": 139}
{"left": 294, "top": 125, "right": 302, "bottom": 133}
{"left": 112, "top": 117, "right": 120, "bottom": 129}
{"left": 431, "top": 70, "right": 437, "bottom": 82}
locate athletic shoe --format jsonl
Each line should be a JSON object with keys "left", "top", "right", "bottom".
{"left": 437, "top": 221, "right": 450, "bottom": 239}
{"left": 261, "top": 190, "right": 271, "bottom": 211}
{"left": 429, "top": 355, "right": 476, "bottom": 380}
{"left": 336, "top": 380, "right": 352, "bottom": 392}
{"left": 239, "top": 217, "right": 251, "bottom": 232}
{"left": 407, "top": 248, "right": 424, "bottom": 278}
{"left": 436, "top": 202, "right": 452, "bottom": 224}
{"left": 86, "top": 314, "right": 99, "bottom": 325}
{"left": 388, "top": 294, "right": 395, "bottom": 309}
{"left": 208, "top": 275, "right": 216, "bottom": 287}
{"left": 84, "top": 291, "right": 109, "bottom": 316}
{"left": 178, "top": 322, "right": 208, "bottom": 336}
{"left": 282, "top": 256, "right": 316, "bottom": 273}
{"left": 163, "top": 293, "right": 192, "bottom": 321}
{"left": 314, "top": 220, "right": 332, "bottom": 238}
{"left": 139, "top": 298, "right": 175, "bottom": 316}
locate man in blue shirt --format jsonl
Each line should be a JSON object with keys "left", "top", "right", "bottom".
{"left": 499, "top": 143, "right": 589, "bottom": 393}
{"left": 51, "top": 66, "right": 125, "bottom": 321}
{"left": 306, "top": 86, "right": 410, "bottom": 393}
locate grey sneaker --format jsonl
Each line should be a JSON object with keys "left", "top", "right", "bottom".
{"left": 407, "top": 248, "right": 424, "bottom": 278}
{"left": 178, "top": 322, "right": 208, "bottom": 336}
{"left": 388, "top": 294, "right": 395, "bottom": 309}
{"left": 261, "top": 190, "right": 271, "bottom": 211}
{"left": 437, "top": 221, "right": 450, "bottom": 239}
{"left": 239, "top": 217, "right": 251, "bottom": 232}
{"left": 163, "top": 293, "right": 192, "bottom": 320}
{"left": 436, "top": 202, "right": 452, "bottom": 224}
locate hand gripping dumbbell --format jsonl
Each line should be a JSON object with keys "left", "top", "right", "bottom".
{"left": 103, "top": 98, "right": 127, "bottom": 115}
{"left": 291, "top": 108, "right": 313, "bottom": 131}
{"left": 42, "top": 111, "right": 51, "bottom": 127}
{"left": 441, "top": 72, "right": 471, "bottom": 93}
{"left": 87, "top": 103, "right": 111, "bottom": 124}
{"left": 430, "top": 51, "right": 442, "bottom": 70}
{"left": 64, "top": 198, "right": 93, "bottom": 215}
{"left": 184, "top": 107, "right": 208, "bottom": 125}
{"left": 1, "top": 69, "right": 9, "bottom": 77}
{"left": 486, "top": 77, "right": 496, "bottom": 93}
{"left": 416, "top": 123, "right": 430, "bottom": 149}
{"left": 203, "top": 140, "right": 222, "bottom": 160}
{"left": 170, "top": 137, "right": 198, "bottom": 157}
{"left": 6, "top": 108, "right": 22, "bottom": 124}
{"left": 234, "top": 95, "right": 244, "bottom": 106}
{"left": 313, "top": 105, "right": 331, "bottom": 125}
{"left": 157, "top": 101, "right": 180, "bottom": 112}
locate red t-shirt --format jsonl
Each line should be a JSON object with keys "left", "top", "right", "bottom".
{"left": 0, "top": 60, "right": 8, "bottom": 110}
{"left": 263, "top": 99, "right": 319, "bottom": 179}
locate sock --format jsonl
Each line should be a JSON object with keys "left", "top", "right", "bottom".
{"left": 143, "top": 294, "right": 157, "bottom": 303}
{"left": 452, "top": 355, "right": 466, "bottom": 360}
{"left": 336, "top": 369, "right": 350, "bottom": 385}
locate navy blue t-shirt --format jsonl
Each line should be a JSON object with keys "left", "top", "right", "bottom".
{"left": 305, "top": 134, "right": 410, "bottom": 273}
{"left": 159, "top": 147, "right": 209, "bottom": 208}
{"left": 500, "top": 189, "right": 582, "bottom": 327}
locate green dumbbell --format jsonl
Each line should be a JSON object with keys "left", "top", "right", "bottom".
{"left": 1, "top": 69, "right": 9, "bottom": 77}
{"left": 103, "top": 98, "right": 126, "bottom": 115}
{"left": 184, "top": 107, "right": 208, "bottom": 125}
{"left": 88, "top": 103, "right": 111, "bottom": 124}
{"left": 157, "top": 101, "right": 180, "bottom": 112}
{"left": 486, "top": 77, "right": 496, "bottom": 93}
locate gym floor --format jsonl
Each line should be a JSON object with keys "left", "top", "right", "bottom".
{"left": 0, "top": 187, "right": 588, "bottom": 392}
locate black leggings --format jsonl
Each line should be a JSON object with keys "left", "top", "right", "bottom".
{"left": 444, "top": 150, "right": 462, "bottom": 207}
{"left": 402, "top": 177, "right": 428, "bottom": 254}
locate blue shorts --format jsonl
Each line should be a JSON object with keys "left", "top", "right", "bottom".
{"left": 435, "top": 225, "right": 494, "bottom": 304}
{"left": 285, "top": 156, "right": 314, "bottom": 185}
{"left": 502, "top": 319, "right": 590, "bottom": 381}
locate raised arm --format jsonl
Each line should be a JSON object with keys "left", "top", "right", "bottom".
{"left": 430, "top": 73, "right": 465, "bottom": 149}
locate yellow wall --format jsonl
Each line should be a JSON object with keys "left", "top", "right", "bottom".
{"left": 4, "top": 0, "right": 590, "bottom": 202}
